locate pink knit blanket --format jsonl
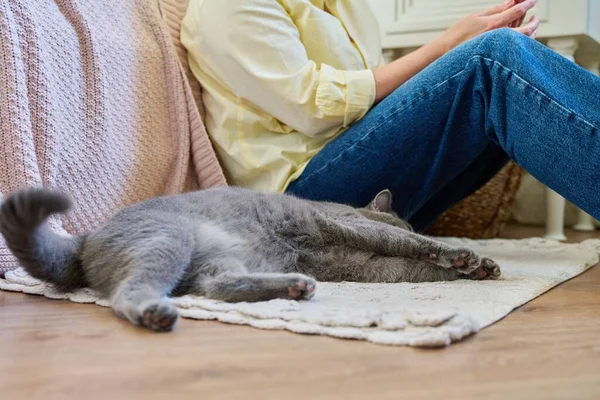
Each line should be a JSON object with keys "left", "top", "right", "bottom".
{"left": 0, "top": 0, "right": 226, "bottom": 275}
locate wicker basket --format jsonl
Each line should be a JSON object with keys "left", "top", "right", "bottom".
{"left": 425, "top": 162, "right": 523, "bottom": 239}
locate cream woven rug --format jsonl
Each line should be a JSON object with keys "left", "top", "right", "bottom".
{"left": 1, "top": 238, "right": 598, "bottom": 348}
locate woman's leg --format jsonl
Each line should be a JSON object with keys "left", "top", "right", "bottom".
{"left": 407, "top": 143, "right": 509, "bottom": 230}
{"left": 286, "top": 28, "right": 600, "bottom": 232}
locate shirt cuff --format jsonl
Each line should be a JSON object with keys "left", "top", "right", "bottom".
{"left": 315, "top": 64, "right": 376, "bottom": 126}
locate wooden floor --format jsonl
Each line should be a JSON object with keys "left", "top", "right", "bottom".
{"left": 1, "top": 225, "right": 599, "bottom": 400}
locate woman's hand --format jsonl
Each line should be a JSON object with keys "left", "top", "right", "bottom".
{"left": 373, "top": 0, "right": 539, "bottom": 104}
{"left": 436, "top": 0, "right": 540, "bottom": 53}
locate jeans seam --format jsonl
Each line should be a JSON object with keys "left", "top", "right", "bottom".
{"left": 475, "top": 55, "right": 600, "bottom": 131}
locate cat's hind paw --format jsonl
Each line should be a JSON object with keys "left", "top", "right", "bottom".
{"left": 466, "top": 258, "right": 501, "bottom": 280}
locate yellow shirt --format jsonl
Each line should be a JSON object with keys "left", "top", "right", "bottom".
{"left": 181, "top": 0, "right": 382, "bottom": 192}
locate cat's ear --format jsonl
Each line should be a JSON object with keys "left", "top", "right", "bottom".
{"left": 368, "top": 190, "right": 393, "bottom": 213}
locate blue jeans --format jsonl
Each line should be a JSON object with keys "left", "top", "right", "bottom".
{"left": 286, "top": 29, "right": 600, "bottom": 232}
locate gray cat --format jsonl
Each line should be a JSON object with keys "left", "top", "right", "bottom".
{"left": 0, "top": 187, "right": 500, "bottom": 332}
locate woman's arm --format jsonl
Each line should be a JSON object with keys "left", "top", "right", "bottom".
{"left": 182, "top": 0, "right": 377, "bottom": 137}
{"left": 373, "top": 0, "right": 540, "bottom": 103}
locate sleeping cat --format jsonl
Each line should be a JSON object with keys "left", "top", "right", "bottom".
{"left": 0, "top": 187, "right": 500, "bottom": 332}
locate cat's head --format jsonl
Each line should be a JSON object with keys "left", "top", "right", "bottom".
{"left": 360, "top": 190, "right": 413, "bottom": 231}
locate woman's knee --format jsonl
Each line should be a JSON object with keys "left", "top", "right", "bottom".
{"left": 471, "top": 28, "right": 530, "bottom": 58}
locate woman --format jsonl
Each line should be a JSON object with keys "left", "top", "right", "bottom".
{"left": 181, "top": 0, "right": 600, "bottom": 232}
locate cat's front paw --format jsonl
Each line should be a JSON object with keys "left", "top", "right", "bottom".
{"left": 466, "top": 258, "right": 501, "bottom": 280}
{"left": 139, "top": 299, "right": 179, "bottom": 332}
{"left": 423, "top": 247, "right": 481, "bottom": 274}
{"left": 287, "top": 275, "right": 316, "bottom": 300}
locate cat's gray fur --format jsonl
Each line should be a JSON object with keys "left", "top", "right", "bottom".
{"left": 0, "top": 187, "right": 500, "bottom": 332}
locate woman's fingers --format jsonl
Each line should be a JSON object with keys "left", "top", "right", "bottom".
{"left": 440, "top": 0, "right": 538, "bottom": 52}
{"left": 514, "top": 15, "right": 540, "bottom": 37}
{"left": 510, "top": 0, "right": 527, "bottom": 27}
{"left": 489, "top": 0, "right": 536, "bottom": 29}
{"left": 478, "top": 0, "right": 513, "bottom": 17}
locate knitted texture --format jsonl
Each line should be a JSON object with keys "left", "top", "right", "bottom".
{"left": 0, "top": 0, "right": 226, "bottom": 275}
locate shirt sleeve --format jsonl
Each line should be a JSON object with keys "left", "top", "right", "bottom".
{"left": 181, "top": 0, "right": 376, "bottom": 137}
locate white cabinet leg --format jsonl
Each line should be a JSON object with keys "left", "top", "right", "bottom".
{"left": 572, "top": 58, "right": 600, "bottom": 232}
{"left": 545, "top": 188, "right": 567, "bottom": 240}
{"left": 574, "top": 210, "right": 595, "bottom": 232}
{"left": 543, "top": 38, "right": 579, "bottom": 240}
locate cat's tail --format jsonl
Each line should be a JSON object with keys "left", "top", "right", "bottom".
{"left": 0, "top": 188, "right": 87, "bottom": 291}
